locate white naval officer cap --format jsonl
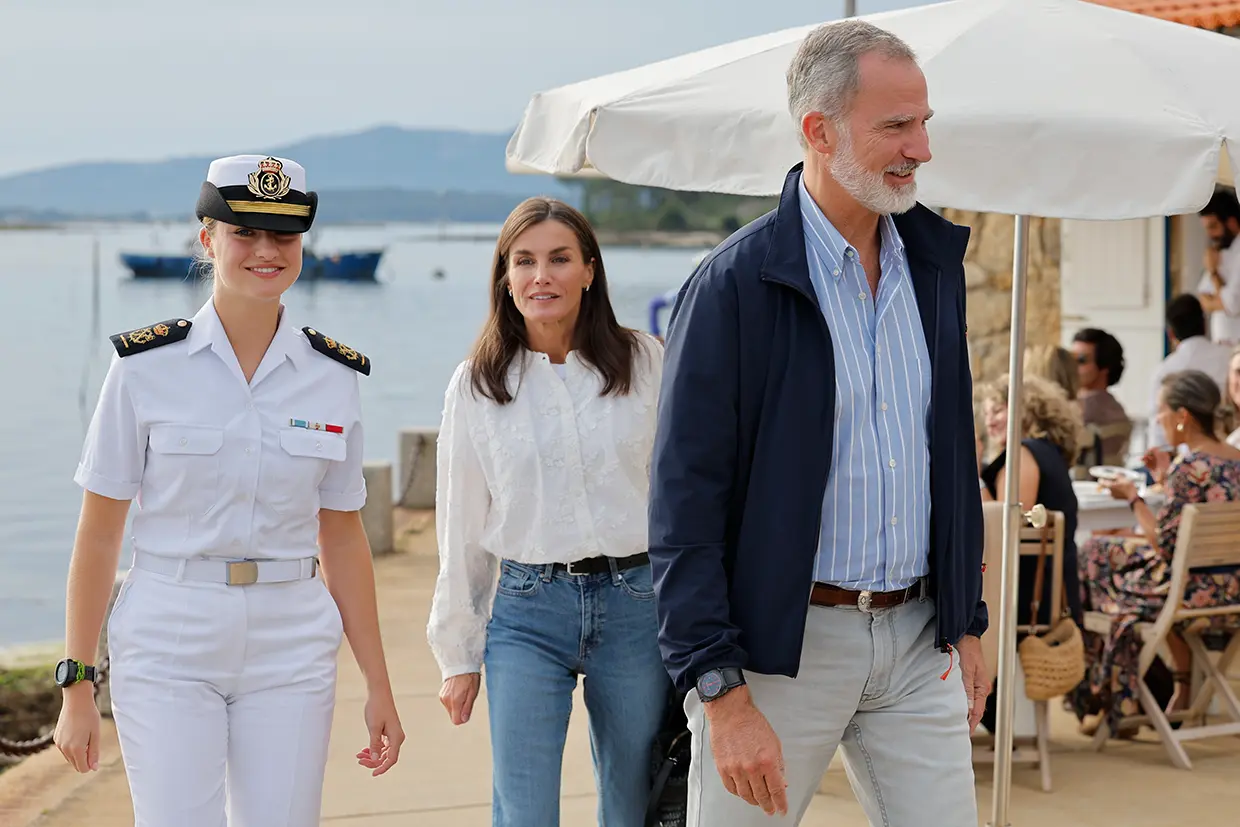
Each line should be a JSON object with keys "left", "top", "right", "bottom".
{"left": 195, "top": 154, "right": 318, "bottom": 234}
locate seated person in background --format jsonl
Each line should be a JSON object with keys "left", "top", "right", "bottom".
{"left": 1024, "top": 343, "right": 1079, "bottom": 402}
{"left": 1071, "top": 327, "right": 1132, "bottom": 467}
{"left": 1225, "top": 345, "right": 1240, "bottom": 449}
{"left": 1070, "top": 370, "right": 1240, "bottom": 738}
{"left": 976, "top": 374, "right": 1084, "bottom": 733}
{"left": 978, "top": 374, "right": 1084, "bottom": 627}
{"left": 1148, "top": 295, "right": 1232, "bottom": 448}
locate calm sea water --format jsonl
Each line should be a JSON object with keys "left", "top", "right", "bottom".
{"left": 0, "top": 221, "right": 700, "bottom": 647}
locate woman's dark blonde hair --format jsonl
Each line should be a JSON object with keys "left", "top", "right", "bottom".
{"left": 468, "top": 197, "right": 638, "bottom": 404}
{"left": 979, "top": 374, "right": 1085, "bottom": 464}
{"left": 1024, "top": 344, "right": 1079, "bottom": 401}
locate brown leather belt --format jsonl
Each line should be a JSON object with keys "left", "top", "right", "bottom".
{"left": 810, "top": 579, "right": 925, "bottom": 612}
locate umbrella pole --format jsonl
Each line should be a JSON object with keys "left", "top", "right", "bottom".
{"left": 988, "top": 214, "right": 1031, "bottom": 827}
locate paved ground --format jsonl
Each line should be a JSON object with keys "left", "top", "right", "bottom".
{"left": 2, "top": 509, "right": 1238, "bottom": 826}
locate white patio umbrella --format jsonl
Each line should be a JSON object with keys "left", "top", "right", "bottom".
{"left": 506, "top": 1, "right": 1240, "bottom": 825}
{"left": 506, "top": 0, "right": 1239, "bottom": 210}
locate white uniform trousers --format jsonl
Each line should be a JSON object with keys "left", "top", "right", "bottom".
{"left": 684, "top": 597, "right": 978, "bottom": 827}
{"left": 107, "top": 562, "right": 344, "bottom": 827}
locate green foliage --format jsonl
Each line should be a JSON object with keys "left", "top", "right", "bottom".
{"left": 571, "top": 179, "right": 776, "bottom": 234}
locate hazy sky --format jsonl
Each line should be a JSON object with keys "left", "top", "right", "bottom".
{"left": 0, "top": 0, "right": 929, "bottom": 176}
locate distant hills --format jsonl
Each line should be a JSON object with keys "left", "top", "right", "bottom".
{"left": 0, "top": 126, "right": 575, "bottom": 224}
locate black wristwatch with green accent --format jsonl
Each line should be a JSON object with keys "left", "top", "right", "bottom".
{"left": 54, "top": 658, "right": 98, "bottom": 688}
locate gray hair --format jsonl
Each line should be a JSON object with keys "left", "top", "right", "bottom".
{"left": 786, "top": 19, "right": 918, "bottom": 148}
{"left": 1161, "top": 369, "right": 1223, "bottom": 436}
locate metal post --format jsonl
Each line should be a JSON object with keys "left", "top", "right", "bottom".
{"left": 988, "top": 214, "right": 1031, "bottom": 827}
{"left": 844, "top": 0, "right": 857, "bottom": 17}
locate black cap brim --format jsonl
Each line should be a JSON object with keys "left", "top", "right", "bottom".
{"left": 195, "top": 182, "right": 317, "bottom": 233}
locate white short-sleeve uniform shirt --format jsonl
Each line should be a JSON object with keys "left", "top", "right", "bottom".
{"left": 75, "top": 299, "right": 368, "bottom": 561}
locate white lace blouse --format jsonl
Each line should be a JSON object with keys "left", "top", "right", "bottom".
{"left": 426, "top": 335, "right": 664, "bottom": 680}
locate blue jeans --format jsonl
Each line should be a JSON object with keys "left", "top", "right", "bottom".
{"left": 484, "top": 558, "right": 669, "bottom": 827}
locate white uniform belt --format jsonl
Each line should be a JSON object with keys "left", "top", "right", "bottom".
{"left": 132, "top": 551, "right": 318, "bottom": 585}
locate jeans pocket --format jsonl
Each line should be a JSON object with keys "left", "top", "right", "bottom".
{"left": 496, "top": 561, "right": 542, "bottom": 598}
{"left": 617, "top": 564, "right": 657, "bottom": 600}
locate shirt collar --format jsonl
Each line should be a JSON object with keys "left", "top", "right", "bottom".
{"left": 797, "top": 176, "right": 906, "bottom": 281}
{"left": 185, "top": 298, "right": 303, "bottom": 371}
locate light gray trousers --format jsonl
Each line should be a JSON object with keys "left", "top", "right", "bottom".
{"left": 684, "top": 596, "right": 978, "bottom": 827}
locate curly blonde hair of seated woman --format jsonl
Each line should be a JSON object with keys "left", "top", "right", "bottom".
{"left": 978, "top": 374, "right": 1086, "bottom": 465}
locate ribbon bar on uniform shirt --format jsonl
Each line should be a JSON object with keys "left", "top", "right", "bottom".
{"left": 289, "top": 418, "right": 343, "bottom": 434}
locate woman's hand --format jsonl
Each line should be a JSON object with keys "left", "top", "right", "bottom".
{"left": 53, "top": 685, "right": 101, "bottom": 773}
{"left": 439, "top": 673, "right": 481, "bottom": 725}
{"left": 1142, "top": 448, "right": 1173, "bottom": 485}
{"left": 356, "top": 690, "right": 404, "bottom": 777}
{"left": 1100, "top": 476, "right": 1138, "bottom": 503}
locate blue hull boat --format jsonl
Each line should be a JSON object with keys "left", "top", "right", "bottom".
{"left": 121, "top": 250, "right": 383, "bottom": 282}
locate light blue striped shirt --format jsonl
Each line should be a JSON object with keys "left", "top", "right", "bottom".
{"left": 799, "top": 179, "right": 932, "bottom": 592}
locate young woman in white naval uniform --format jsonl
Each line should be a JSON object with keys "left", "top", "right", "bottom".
{"left": 52, "top": 155, "right": 404, "bottom": 826}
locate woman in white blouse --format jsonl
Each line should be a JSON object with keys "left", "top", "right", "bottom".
{"left": 427, "top": 197, "right": 667, "bottom": 826}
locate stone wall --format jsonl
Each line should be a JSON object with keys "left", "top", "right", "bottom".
{"left": 939, "top": 210, "right": 1063, "bottom": 388}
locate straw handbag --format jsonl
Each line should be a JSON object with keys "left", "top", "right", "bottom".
{"left": 1017, "top": 516, "right": 1085, "bottom": 701}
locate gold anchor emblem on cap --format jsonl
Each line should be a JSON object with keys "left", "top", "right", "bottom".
{"left": 247, "top": 157, "right": 291, "bottom": 201}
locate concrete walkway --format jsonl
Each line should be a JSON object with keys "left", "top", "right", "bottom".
{"left": 3, "top": 510, "right": 1238, "bottom": 826}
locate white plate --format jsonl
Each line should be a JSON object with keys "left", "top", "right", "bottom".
{"left": 1088, "top": 465, "right": 1145, "bottom": 482}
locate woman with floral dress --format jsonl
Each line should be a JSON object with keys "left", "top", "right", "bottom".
{"left": 1070, "top": 369, "right": 1240, "bottom": 736}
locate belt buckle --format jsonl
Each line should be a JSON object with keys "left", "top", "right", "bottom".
{"left": 856, "top": 589, "right": 873, "bottom": 613}
{"left": 565, "top": 560, "right": 587, "bottom": 576}
{"left": 226, "top": 560, "right": 259, "bottom": 586}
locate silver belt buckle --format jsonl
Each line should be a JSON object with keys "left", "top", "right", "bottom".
{"left": 226, "top": 560, "right": 259, "bottom": 586}
{"left": 565, "top": 560, "right": 587, "bottom": 576}
{"left": 857, "top": 589, "right": 873, "bottom": 613}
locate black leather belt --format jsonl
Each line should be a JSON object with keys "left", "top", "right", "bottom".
{"left": 553, "top": 552, "right": 649, "bottom": 576}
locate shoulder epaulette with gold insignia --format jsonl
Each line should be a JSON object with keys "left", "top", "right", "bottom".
{"left": 302, "top": 327, "right": 371, "bottom": 375}
{"left": 109, "top": 318, "right": 192, "bottom": 357}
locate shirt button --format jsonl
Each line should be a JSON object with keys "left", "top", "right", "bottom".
{"left": 832, "top": 268, "right": 841, "bottom": 277}
{"left": 876, "top": 344, "right": 883, "bottom": 354}
{"left": 178, "top": 437, "right": 187, "bottom": 446}
{"left": 846, "top": 249, "right": 855, "bottom": 258}
{"left": 244, "top": 447, "right": 252, "bottom": 455}
{"left": 881, "top": 402, "right": 889, "bottom": 411}
{"left": 891, "top": 516, "right": 899, "bottom": 525}
{"left": 889, "top": 459, "right": 897, "bottom": 468}
{"left": 315, "top": 442, "right": 323, "bottom": 451}
{"left": 858, "top": 292, "right": 866, "bottom": 301}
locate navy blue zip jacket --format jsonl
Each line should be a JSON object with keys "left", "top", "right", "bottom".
{"left": 647, "top": 163, "right": 986, "bottom": 695}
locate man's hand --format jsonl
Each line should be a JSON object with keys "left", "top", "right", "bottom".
{"left": 1206, "top": 246, "right": 1222, "bottom": 281}
{"left": 704, "top": 687, "right": 788, "bottom": 816}
{"left": 955, "top": 635, "right": 990, "bottom": 734}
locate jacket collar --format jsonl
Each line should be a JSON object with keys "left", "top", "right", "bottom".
{"left": 761, "top": 162, "right": 951, "bottom": 365}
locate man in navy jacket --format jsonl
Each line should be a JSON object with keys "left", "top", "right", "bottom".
{"left": 648, "top": 19, "right": 988, "bottom": 827}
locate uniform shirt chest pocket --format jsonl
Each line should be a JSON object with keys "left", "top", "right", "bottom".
{"left": 146, "top": 424, "right": 226, "bottom": 515}
{"left": 261, "top": 428, "right": 348, "bottom": 514}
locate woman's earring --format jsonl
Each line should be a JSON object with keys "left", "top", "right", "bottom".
{"left": 585, "top": 284, "right": 590, "bottom": 292}
{"left": 1176, "top": 423, "right": 1184, "bottom": 433}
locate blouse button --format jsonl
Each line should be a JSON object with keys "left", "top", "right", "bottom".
{"left": 315, "top": 442, "right": 323, "bottom": 452}
{"left": 179, "top": 437, "right": 188, "bottom": 446}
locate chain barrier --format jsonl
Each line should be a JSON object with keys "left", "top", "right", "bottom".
{"left": 0, "top": 654, "right": 109, "bottom": 762}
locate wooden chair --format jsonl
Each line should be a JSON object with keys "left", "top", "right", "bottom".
{"left": 974, "top": 501, "right": 1066, "bottom": 792}
{"left": 1084, "top": 500, "right": 1240, "bottom": 769}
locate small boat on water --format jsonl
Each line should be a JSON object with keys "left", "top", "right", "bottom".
{"left": 648, "top": 249, "right": 712, "bottom": 337}
{"left": 120, "top": 249, "right": 384, "bottom": 282}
